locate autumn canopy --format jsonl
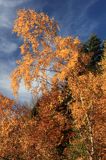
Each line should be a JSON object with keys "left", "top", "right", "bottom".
{"left": 11, "top": 9, "right": 80, "bottom": 96}
{"left": 0, "top": 9, "right": 105, "bottom": 160}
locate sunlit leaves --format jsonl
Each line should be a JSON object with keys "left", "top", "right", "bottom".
{"left": 11, "top": 9, "right": 80, "bottom": 96}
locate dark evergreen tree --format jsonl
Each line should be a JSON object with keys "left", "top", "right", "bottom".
{"left": 81, "top": 34, "right": 104, "bottom": 73}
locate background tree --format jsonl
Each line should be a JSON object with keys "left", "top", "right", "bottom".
{"left": 80, "top": 34, "right": 104, "bottom": 74}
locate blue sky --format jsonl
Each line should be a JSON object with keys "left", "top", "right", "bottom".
{"left": 0, "top": 0, "right": 106, "bottom": 103}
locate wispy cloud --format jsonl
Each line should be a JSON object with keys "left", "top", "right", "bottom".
{"left": 0, "top": 0, "right": 28, "bottom": 7}
{"left": 0, "top": 37, "right": 18, "bottom": 54}
{"left": 75, "top": 0, "right": 99, "bottom": 22}
{"left": 0, "top": 0, "right": 29, "bottom": 28}
{"left": 0, "top": 59, "right": 32, "bottom": 104}
{"left": 0, "top": 0, "right": 31, "bottom": 102}
{"left": 52, "top": 0, "right": 99, "bottom": 39}
{"left": 0, "top": 73, "right": 32, "bottom": 104}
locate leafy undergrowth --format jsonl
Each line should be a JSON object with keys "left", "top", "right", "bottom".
{"left": 0, "top": 89, "right": 88, "bottom": 160}
{"left": 0, "top": 82, "right": 105, "bottom": 160}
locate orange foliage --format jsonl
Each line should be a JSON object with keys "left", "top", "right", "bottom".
{"left": 11, "top": 9, "right": 80, "bottom": 96}
{"left": 0, "top": 88, "right": 73, "bottom": 160}
{"left": 3, "top": 9, "right": 105, "bottom": 160}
